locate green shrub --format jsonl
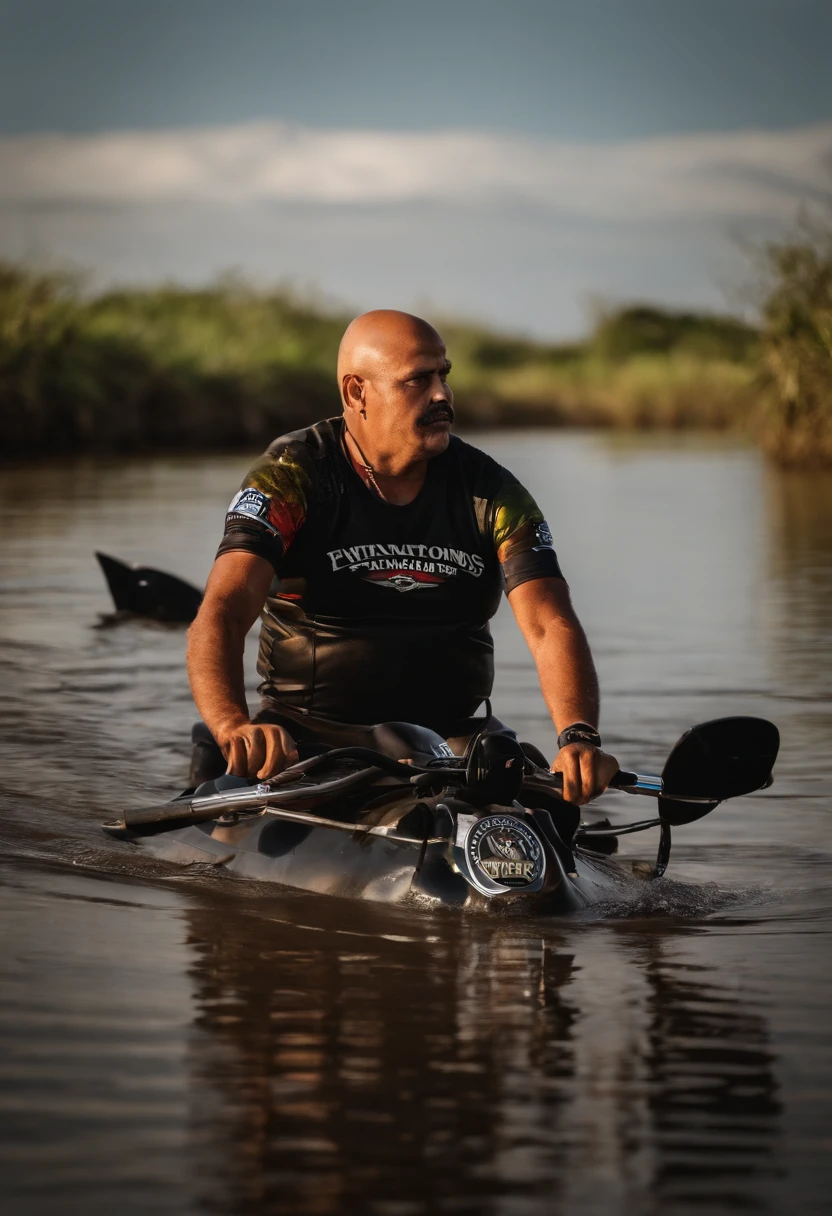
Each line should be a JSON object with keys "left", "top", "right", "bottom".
{"left": 756, "top": 213, "right": 832, "bottom": 465}
{"left": 591, "top": 304, "right": 759, "bottom": 363}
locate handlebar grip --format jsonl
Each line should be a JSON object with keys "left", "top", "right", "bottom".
{"left": 545, "top": 768, "right": 639, "bottom": 799}
{"left": 609, "top": 770, "right": 639, "bottom": 789}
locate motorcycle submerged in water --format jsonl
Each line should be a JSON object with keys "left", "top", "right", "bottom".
{"left": 103, "top": 716, "right": 779, "bottom": 913}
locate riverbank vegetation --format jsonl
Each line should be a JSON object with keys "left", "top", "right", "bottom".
{"left": 754, "top": 213, "right": 832, "bottom": 465}
{"left": 1, "top": 212, "right": 829, "bottom": 463}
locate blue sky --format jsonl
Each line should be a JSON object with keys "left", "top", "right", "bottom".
{"left": 2, "top": 0, "right": 830, "bottom": 137}
{"left": 1, "top": 0, "right": 830, "bottom": 335}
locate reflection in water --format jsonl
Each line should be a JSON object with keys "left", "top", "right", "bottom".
{"left": 767, "top": 467, "right": 832, "bottom": 664}
{"left": 642, "top": 944, "right": 781, "bottom": 1211}
{"left": 182, "top": 905, "right": 781, "bottom": 1215}
{"left": 184, "top": 908, "right": 572, "bottom": 1214}
{"left": 765, "top": 467, "right": 832, "bottom": 795}
{"left": 768, "top": 470, "right": 832, "bottom": 661}
{"left": 768, "top": 467, "right": 832, "bottom": 574}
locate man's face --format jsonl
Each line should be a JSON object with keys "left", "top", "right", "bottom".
{"left": 365, "top": 333, "right": 455, "bottom": 460}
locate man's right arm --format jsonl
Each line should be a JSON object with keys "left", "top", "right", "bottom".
{"left": 186, "top": 551, "right": 298, "bottom": 779}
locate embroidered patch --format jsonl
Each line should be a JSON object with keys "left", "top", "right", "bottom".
{"left": 532, "top": 520, "right": 554, "bottom": 551}
{"left": 227, "top": 487, "right": 272, "bottom": 525}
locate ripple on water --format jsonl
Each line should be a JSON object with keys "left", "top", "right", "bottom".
{"left": 575, "top": 877, "right": 771, "bottom": 922}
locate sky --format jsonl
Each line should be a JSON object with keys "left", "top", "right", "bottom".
{"left": 1, "top": 0, "right": 830, "bottom": 336}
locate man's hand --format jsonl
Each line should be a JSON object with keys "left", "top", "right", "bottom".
{"left": 219, "top": 721, "right": 299, "bottom": 780}
{"left": 552, "top": 743, "right": 619, "bottom": 806}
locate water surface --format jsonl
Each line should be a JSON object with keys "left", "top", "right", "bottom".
{"left": 1, "top": 432, "right": 831, "bottom": 1215}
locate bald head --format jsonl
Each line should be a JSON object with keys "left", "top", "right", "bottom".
{"left": 337, "top": 308, "right": 454, "bottom": 471}
{"left": 337, "top": 310, "right": 445, "bottom": 395}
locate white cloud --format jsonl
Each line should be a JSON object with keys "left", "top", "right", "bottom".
{"left": 0, "top": 121, "right": 830, "bottom": 220}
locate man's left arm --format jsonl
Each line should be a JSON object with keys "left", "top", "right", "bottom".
{"left": 508, "top": 576, "right": 619, "bottom": 805}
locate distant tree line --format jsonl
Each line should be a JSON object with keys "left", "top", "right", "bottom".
{"left": 1, "top": 215, "right": 829, "bottom": 463}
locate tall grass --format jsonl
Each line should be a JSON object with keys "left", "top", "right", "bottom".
{"left": 0, "top": 268, "right": 347, "bottom": 454}
{"left": 437, "top": 304, "right": 759, "bottom": 429}
{"left": 756, "top": 212, "right": 832, "bottom": 465}
{"left": 0, "top": 262, "right": 765, "bottom": 458}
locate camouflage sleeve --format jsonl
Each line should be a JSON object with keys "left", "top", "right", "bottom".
{"left": 215, "top": 442, "right": 312, "bottom": 572}
{"left": 492, "top": 472, "right": 564, "bottom": 594}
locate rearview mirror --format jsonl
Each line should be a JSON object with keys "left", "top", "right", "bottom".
{"left": 659, "top": 716, "right": 779, "bottom": 825}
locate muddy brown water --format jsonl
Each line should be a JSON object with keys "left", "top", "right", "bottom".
{"left": 1, "top": 431, "right": 831, "bottom": 1216}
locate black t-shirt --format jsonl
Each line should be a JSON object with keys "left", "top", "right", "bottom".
{"left": 217, "top": 418, "right": 563, "bottom": 732}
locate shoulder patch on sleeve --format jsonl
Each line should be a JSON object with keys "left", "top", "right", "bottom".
{"left": 532, "top": 521, "right": 554, "bottom": 550}
{"left": 226, "top": 488, "right": 277, "bottom": 533}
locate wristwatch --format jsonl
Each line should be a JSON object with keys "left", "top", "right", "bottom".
{"left": 557, "top": 722, "right": 602, "bottom": 749}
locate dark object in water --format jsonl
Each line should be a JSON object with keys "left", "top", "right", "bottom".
{"left": 95, "top": 552, "right": 203, "bottom": 623}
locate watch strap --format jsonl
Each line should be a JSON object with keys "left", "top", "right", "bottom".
{"left": 557, "top": 722, "right": 602, "bottom": 749}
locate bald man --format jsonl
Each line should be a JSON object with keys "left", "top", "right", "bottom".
{"left": 187, "top": 311, "right": 618, "bottom": 805}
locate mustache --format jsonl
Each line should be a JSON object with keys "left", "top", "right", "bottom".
{"left": 417, "top": 404, "right": 455, "bottom": 427}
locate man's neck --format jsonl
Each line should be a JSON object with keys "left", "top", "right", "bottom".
{"left": 343, "top": 427, "right": 428, "bottom": 506}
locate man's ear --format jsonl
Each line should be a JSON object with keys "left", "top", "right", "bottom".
{"left": 342, "top": 374, "right": 365, "bottom": 414}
